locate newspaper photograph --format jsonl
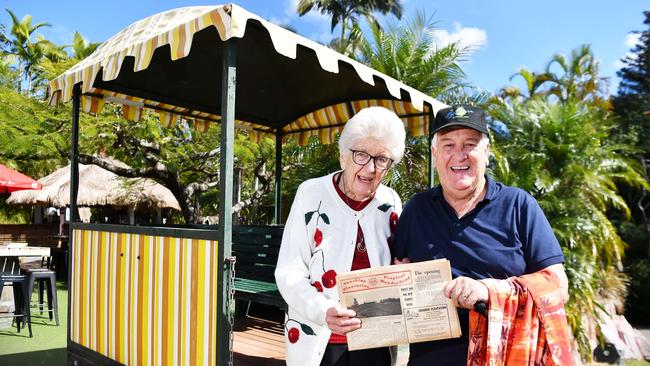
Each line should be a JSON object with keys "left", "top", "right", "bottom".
{"left": 336, "top": 259, "right": 461, "bottom": 351}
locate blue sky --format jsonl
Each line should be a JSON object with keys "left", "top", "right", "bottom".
{"left": 2, "top": 0, "right": 647, "bottom": 95}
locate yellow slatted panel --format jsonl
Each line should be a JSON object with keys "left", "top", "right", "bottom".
{"left": 70, "top": 229, "right": 220, "bottom": 365}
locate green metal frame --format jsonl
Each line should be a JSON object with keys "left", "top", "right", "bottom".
{"left": 274, "top": 130, "right": 282, "bottom": 224}
{"left": 66, "top": 40, "right": 240, "bottom": 366}
{"left": 216, "top": 39, "right": 236, "bottom": 366}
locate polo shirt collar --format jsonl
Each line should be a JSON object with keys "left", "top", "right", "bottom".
{"left": 432, "top": 175, "right": 497, "bottom": 203}
{"left": 484, "top": 176, "right": 497, "bottom": 202}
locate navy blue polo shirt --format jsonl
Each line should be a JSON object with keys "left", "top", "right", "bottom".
{"left": 393, "top": 176, "right": 564, "bottom": 366}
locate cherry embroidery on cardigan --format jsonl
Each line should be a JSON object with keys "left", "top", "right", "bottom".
{"left": 310, "top": 249, "right": 338, "bottom": 289}
{"left": 284, "top": 318, "right": 316, "bottom": 344}
{"left": 377, "top": 203, "right": 393, "bottom": 212}
{"left": 322, "top": 269, "right": 337, "bottom": 288}
{"left": 314, "top": 228, "right": 323, "bottom": 246}
{"left": 288, "top": 327, "right": 300, "bottom": 343}
{"left": 311, "top": 281, "right": 324, "bottom": 292}
{"left": 379, "top": 203, "right": 399, "bottom": 252}
{"left": 305, "top": 201, "right": 330, "bottom": 247}
{"left": 378, "top": 203, "right": 398, "bottom": 233}
{"left": 389, "top": 212, "right": 399, "bottom": 233}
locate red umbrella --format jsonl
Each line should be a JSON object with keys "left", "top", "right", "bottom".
{"left": 0, "top": 163, "right": 42, "bottom": 193}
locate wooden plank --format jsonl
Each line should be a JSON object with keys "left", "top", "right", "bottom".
{"left": 232, "top": 252, "right": 278, "bottom": 265}
{"left": 233, "top": 226, "right": 284, "bottom": 236}
{"left": 232, "top": 236, "right": 282, "bottom": 246}
{"left": 0, "top": 246, "right": 51, "bottom": 257}
{"left": 235, "top": 278, "right": 278, "bottom": 292}
{"left": 235, "top": 292, "right": 286, "bottom": 309}
{"left": 233, "top": 245, "right": 281, "bottom": 255}
{"left": 233, "top": 315, "right": 285, "bottom": 366}
{"left": 231, "top": 225, "right": 285, "bottom": 311}
{"left": 235, "top": 263, "right": 276, "bottom": 273}
{"left": 236, "top": 273, "right": 275, "bottom": 283}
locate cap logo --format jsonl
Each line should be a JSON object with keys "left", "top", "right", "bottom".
{"left": 446, "top": 106, "right": 472, "bottom": 120}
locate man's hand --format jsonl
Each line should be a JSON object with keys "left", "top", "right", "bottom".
{"left": 443, "top": 276, "right": 489, "bottom": 309}
{"left": 544, "top": 263, "right": 569, "bottom": 303}
{"left": 393, "top": 257, "right": 411, "bottom": 265}
{"left": 326, "top": 307, "right": 361, "bottom": 335}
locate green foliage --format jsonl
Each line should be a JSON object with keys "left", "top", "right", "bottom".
{"left": 283, "top": 136, "right": 341, "bottom": 196}
{"left": 2, "top": 9, "right": 52, "bottom": 94}
{"left": 0, "top": 84, "right": 68, "bottom": 177}
{"left": 387, "top": 134, "right": 430, "bottom": 200}
{"left": 488, "top": 45, "right": 649, "bottom": 359}
{"left": 611, "top": 10, "right": 650, "bottom": 326}
{"left": 0, "top": 83, "right": 67, "bottom": 223}
{"left": 356, "top": 10, "right": 469, "bottom": 97}
{"left": 624, "top": 258, "right": 650, "bottom": 326}
{"left": 502, "top": 45, "right": 609, "bottom": 108}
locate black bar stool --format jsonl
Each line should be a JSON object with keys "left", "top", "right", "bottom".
{"left": 24, "top": 269, "right": 59, "bottom": 326}
{"left": 0, "top": 257, "right": 32, "bottom": 337}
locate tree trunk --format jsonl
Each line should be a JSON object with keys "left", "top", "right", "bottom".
{"left": 16, "top": 59, "right": 22, "bottom": 94}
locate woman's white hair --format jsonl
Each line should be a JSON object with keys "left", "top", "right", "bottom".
{"left": 338, "top": 106, "right": 406, "bottom": 164}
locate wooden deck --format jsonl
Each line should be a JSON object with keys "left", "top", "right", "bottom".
{"left": 233, "top": 305, "right": 285, "bottom": 365}
{"left": 231, "top": 304, "right": 412, "bottom": 365}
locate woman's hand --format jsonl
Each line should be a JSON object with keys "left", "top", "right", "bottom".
{"left": 326, "top": 306, "right": 361, "bottom": 335}
{"left": 443, "top": 276, "right": 488, "bottom": 309}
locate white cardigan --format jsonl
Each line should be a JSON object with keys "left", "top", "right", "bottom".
{"left": 275, "top": 172, "right": 402, "bottom": 366}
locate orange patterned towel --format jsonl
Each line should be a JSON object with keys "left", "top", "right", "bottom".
{"left": 467, "top": 270, "right": 574, "bottom": 365}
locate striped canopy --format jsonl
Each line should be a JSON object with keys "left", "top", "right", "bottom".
{"left": 49, "top": 4, "right": 446, "bottom": 144}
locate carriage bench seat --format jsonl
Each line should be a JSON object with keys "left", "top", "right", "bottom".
{"left": 232, "top": 225, "right": 287, "bottom": 312}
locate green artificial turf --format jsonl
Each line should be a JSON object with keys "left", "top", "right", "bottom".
{"left": 0, "top": 281, "right": 67, "bottom": 366}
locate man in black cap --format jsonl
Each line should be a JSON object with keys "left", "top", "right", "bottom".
{"left": 393, "top": 105, "right": 568, "bottom": 365}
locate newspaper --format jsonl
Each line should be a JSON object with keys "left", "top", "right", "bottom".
{"left": 336, "top": 259, "right": 461, "bottom": 350}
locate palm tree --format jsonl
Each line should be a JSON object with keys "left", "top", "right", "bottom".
{"left": 297, "top": 0, "right": 402, "bottom": 51}
{"left": 501, "top": 45, "right": 608, "bottom": 107}
{"left": 488, "top": 87, "right": 649, "bottom": 359}
{"left": 3, "top": 9, "right": 51, "bottom": 94}
{"left": 33, "top": 32, "right": 100, "bottom": 96}
{"left": 545, "top": 44, "right": 606, "bottom": 104}
{"left": 499, "top": 69, "right": 554, "bottom": 101}
{"left": 70, "top": 31, "right": 100, "bottom": 60}
{"left": 357, "top": 11, "right": 469, "bottom": 97}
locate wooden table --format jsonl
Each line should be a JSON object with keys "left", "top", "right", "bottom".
{"left": 1, "top": 245, "right": 51, "bottom": 274}
{"left": 0, "top": 245, "right": 51, "bottom": 257}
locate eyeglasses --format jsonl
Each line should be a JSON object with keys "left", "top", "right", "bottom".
{"left": 350, "top": 150, "right": 393, "bottom": 170}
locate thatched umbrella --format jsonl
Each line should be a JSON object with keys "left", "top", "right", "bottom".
{"left": 6, "top": 157, "right": 180, "bottom": 211}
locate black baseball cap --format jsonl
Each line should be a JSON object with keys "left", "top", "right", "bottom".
{"left": 432, "top": 105, "right": 488, "bottom": 134}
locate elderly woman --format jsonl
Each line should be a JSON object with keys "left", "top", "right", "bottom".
{"left": 275, "top": 106, "right": 406, "bottom": 366}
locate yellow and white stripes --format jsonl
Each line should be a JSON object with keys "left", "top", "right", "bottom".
{"left": 279, "top": 99, "right": 431, "bottom": 146}
{"left": 70, "top": 229, "right": 219, "bottom": 365}
{"left": 81, "top": 95, "right": 105, "bottom": 115}
{"left": 49, "top": 6, "right": 232, "bottom": 104}
{"left": 46, "top": 4, "right": 445, "bottom": 146}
